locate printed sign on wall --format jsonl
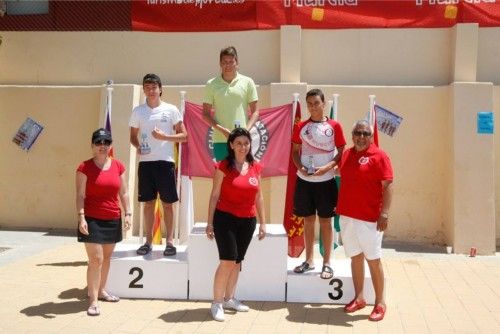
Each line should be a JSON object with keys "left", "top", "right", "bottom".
{"left": 477, "top": 111, "right": 494, "bottom": 134}
{"left": 12, "top": 117, "right": 44, "bottom": 151}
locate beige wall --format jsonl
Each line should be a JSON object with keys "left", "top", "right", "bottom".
{"left": 0, "top": 86, "right": 100, "bottom": 228}
{"left": 495, "top": 86, "right": 500, "bottom": 245}
{"left": 302, "top": 28, "right": 452, "bottom": 86}
{"left": 478, "top": 27, "right": 500, "bottom": 84}
{"left": 0, "top": 31, "right": 280, "bottom": 86}
{"left": 452, "top": 83, "right": 495, "bottom": 254}
{"left": 0, "top": 83, "right": 452, "bottom": 246}
{"left": 1, "top": 23, "right": 500, "bottom": 252}
{"left": 1, "top": 26, "right": 499, "bottom": 86}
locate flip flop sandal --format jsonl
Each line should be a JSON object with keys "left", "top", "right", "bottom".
{"left": 136, "top": 243, "right": 152, "bottom": 255}
{"left": 163, "top": 244, "right": 177, "bottom": 256}
{"left": 98, "top": 293, "right": 120, "bottom": 302}
{"left": 320, "top": 265, "right": 334, "bottom": 279}
{"left": 294, "top": 261, "right": 315, "bottom": 273}
{"left": 87, "top": 305, "right": 100, "bottom": 316}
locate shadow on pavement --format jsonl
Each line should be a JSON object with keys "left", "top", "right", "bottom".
{"left": 36, "top": 261, "right": 87, "bottom": 267}
{"left": 159, "top": 308, "right": 211, "bottom": 323}
{"left": 20, "top": 300, "right": 86, "bottom": 319}
{"left": 286, "top": 303, "right": 362, "bottom": 326}
{"left": 20, "top": 287, "right": 88, "bottom": 318}
{"left": 58, "top": 287, "right": 87, "bottom": 300}
{"left": 383, "top": 240, "right": 446, "bottom": 254}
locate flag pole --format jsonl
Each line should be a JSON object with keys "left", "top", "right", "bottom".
{"left": 333, "top": 94, "right": 339, "bottom": 121}
{"left": 105, "top": 80, "right": 113, "bottom": 128}
{"left": 292, "top": 93, "right": 299, "bottom": 123}
{"left": 174, "top": 90, "right": 186, "bottom": 245}
{"left": 369, "top": 94, "right": 376, "bottom": 125}
{"left": 105, "top": 80, "right": 115, "bottom": 158}
{"left": 139, "top": 205, "right": 144, "bottom": 245}
{"left": 368, "top": 94, "right": 380, "bottom": 147}
{"left": 332, "top": 93, "right": 340, "bottom": 252}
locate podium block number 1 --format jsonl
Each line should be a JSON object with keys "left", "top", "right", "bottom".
{"left": 328, "top": 278, "right": 343, "bottom": 300}
{"left": 129, "top": 267, "right": 144, "bottom": 289}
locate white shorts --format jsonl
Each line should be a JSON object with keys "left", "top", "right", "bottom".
{"left": 339, "top": 215, "right": 383, "bottom": 260}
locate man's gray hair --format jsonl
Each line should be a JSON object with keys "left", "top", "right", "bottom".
{"left": 352, "top": 119, "right": 374, "bottom": 134}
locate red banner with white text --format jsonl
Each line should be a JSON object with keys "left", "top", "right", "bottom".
{"left": 132, "top": 0, "right": 500, "bottom": 32}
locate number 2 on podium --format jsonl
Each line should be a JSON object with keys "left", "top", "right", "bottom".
{"left": 129, "top": 267, "right": 144, "bottom": 288}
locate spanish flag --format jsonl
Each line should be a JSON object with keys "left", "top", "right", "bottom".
{"left": 152, "top": 196, "right": 163, "bottom": 245}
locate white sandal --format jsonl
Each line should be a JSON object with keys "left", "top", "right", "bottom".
{"left": 87, "top": 305, "right": 100, "bottom": 316}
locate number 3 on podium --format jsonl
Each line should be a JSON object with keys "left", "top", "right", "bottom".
{"left": 328, "top": 278, "right": 343, "bottom": 300}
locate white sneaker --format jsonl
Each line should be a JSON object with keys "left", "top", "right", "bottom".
{"left": 223, "top": 298, "right": 250, "bottom": 312}
{"left": 210, "top": 302, "right": 225, "bottom": 321}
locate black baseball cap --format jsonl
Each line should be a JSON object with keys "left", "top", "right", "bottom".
{"left": 91, "top": 128, "right": 112, "bottom": 143}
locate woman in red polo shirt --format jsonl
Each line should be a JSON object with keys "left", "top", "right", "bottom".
{"left": 206, "top": 127, "right": 266, "bottom": 322}
{"left": 76, "top": 128, "right": 131, "bottom": 316}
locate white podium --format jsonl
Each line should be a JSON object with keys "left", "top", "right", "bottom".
{"left": 106, "top": 243, "right": 188, "bottom": 299}
{"left": 287, "top": 258, "right": 376, "bottom": 304}
{"left": 188, "top": 223, "right": 287, "bottom": 301}
{"left": 105, "top": 229, "right": 381, "bottom": 304}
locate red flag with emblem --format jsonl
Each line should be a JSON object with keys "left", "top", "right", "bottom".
{"left": 180, "top": 101, "right": 293, "bottom": 178}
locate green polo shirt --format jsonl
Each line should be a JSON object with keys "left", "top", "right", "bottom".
{"left": 203, "top": 72, "right": 258, "bottom": 143}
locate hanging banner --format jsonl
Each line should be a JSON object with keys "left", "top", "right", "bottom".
{"left": 132, "top": 0, "right": 500, "bottom": 32}
{"left": 180, "top": 101, "right": 293, "bottom": 178}
{"left": 12, "top": 117, "right": 44, "bottom": 151}
{"left": 375, "top": 104, "right": 403, "bottom": 137}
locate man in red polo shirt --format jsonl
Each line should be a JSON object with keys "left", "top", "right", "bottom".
{"left": 337, "top": 119, "right": 393, "bottom": 322}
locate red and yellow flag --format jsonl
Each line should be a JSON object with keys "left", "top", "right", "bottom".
{"left": 152, "top": 196, "right": 163, "bottom": 245}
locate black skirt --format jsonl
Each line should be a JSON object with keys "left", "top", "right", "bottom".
{"left": 77, "top": 216, "right": 122, "bottom": 244}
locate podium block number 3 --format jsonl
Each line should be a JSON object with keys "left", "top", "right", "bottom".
{"left": 129, "top": 267, "right": 144, "bottom": 288}
{"left": 328, "top": 278, "right": 343, "bottom": 300}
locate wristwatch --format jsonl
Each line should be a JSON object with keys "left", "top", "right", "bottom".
{"left": 380, "top": 212, "right": 389, "bottom": 219}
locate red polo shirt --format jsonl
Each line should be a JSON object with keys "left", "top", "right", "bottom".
{"left": 216, "top": 160, "right": 262, "bottom": 218}
{"left": 337, "top": 144, "right": 393, "bottom": 222}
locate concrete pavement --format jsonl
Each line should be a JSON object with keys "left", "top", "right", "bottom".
{"left": 1, "top": 230, "right": 500, "bottom": 333}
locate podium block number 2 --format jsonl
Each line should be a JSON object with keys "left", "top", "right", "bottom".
{"left": 328, "top": 278, "right": 343, "bottom": 300}
{"left": 129, "top": 267, "right": 144, "bottom": 288}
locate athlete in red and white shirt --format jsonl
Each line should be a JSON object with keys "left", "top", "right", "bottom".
{"left": 337, "top": 120, "right": 393, "bottom": 322}
{"left": 291, "top": 89, "right": 346, "bottom": 280}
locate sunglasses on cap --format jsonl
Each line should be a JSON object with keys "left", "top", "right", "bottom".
{"left": 353, "top": 131, "right": 372, "bottom": 137}
{"left": 93, "top": 139, "right": 112, "bottom": 146}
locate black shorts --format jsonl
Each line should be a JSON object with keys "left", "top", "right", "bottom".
{"left": 138, "top": 161, "right": 178, "bottom": 203}
{"left": 77, "top": 216, "right": 122, "bottom": 244}
{"left": 213, "top": 209, "right": 256, "bottom": 264}
{"left": 293, "top": 177, "right": 338, "bottom": 218}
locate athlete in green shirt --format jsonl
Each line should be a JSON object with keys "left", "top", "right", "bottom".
{"left": 203, "top": 46, "right": 259, "bottom": 161}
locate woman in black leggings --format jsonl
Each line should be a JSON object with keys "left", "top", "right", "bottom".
{"left": 206, "top": 128, "right": 266, "bottom": 322}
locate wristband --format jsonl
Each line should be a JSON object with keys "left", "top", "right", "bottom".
{"left": 78, "top": 213, "right": 85, "bottom": 216}
{"left": 125, "top": 213, "right": 132, "bottom": 217}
